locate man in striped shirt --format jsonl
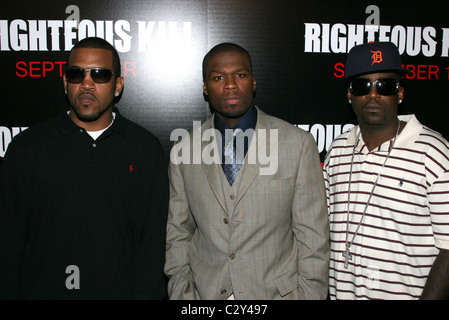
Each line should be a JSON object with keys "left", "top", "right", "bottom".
{"left": 323, "top": 41, "right": 449, "bottom": 299}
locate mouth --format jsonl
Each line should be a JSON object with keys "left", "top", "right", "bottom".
{"left": 224, "top": 96, "right": 241, "bottom": 105}
{"left": 363, "top": 102, "right": 382, "bottom": 113}
{"left": 78, "top": 93, "right": 96, "bottom": 106}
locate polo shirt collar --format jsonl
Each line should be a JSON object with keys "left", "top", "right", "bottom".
{"left": 347, "top": 114, "right": 421, "bottom": 153}
{"left": 58, "top": 107, "right": 127, "bottom": 136}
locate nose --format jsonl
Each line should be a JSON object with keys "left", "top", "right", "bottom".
{"left": 367, "top": 83, "right": 380, "bottom": 99}
{"left": 80, "top": 70, "right": 95, "bottom": 90}
{"left": 224, "top": 76, "right": 238, "bottom": 90}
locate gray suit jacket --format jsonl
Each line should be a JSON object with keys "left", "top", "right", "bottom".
{"left": 165, "top": 107, "right": 329, "bottom": 299}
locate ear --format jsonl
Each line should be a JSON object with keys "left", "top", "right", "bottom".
{"left": 63, "top": 73, "right": 68, "bottom": 94}
{"left": 252, "top": 77, "right": 257, "bottom": 92}
{"left": 202, "top": 82, "right": 208, "bottom": 96}
{"left": 397, "top": 86, "right": 404, "bottom": 102}
{"left": 115, "top": 76, "right": 124, "bottom": 97}
{"left": 347, "top": 88, "right": 352, "bottom": 103}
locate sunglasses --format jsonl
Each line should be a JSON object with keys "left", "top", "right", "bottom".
{"left": 350, "top": 78, "right": 400, "bottom": 96}
{"left": 65, "top": 67, "right": 116, "bottom": 84}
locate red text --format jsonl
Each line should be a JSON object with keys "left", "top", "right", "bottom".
{"left": 15, "top": 61, "right": 137, "bottom": 78}
{"left": 16, "top": 61, "right": 65, "bottom": 78}
{"left": 334, "top": 63, "right": 440, "bottom": 80}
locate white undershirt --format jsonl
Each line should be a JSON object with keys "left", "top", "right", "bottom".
{"left": 67, "top": 111, "right": 116, "bottom": 140}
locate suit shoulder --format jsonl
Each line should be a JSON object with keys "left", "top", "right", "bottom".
{"left": 260, "top": 112, "right": 311, "bottom": 139}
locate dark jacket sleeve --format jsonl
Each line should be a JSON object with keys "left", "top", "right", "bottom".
{"left": 0, "top": 139, "right": 30, "bottom": 299}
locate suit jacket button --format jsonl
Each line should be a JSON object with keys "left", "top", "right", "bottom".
{"left": 220, "top": 289, "right": 227, "bottom": 295}
{"left": 229, "top": 253, "right": 235, "bottom": 260}
{"left": 223, "top": 218, "right": 228, "bottom": 224}
{"left": 230, "top": 194, "right": 235, "bottom": 200}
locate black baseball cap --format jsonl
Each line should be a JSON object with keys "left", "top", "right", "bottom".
{"left": 345, "top": 41, "right": 410, "bottom": 79}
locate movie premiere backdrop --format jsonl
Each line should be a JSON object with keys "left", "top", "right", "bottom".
{"left": 1, "top": 1, "right": 448, "bottom": 168}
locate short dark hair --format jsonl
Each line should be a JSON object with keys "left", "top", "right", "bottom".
{"left": 202, "top": 42, "right": 253, "bottom": 81}
{"left": 67, "top": 37, "right": 121, "bottom": 76}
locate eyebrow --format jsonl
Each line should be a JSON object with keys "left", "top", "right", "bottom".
{"left": 356, "top": 76, "right": 399, "bottom": 81}
{"left": 69, "top": 65, "right": 110, "bottom": 69}
{"left": 208, "top": 67, "right": 250, "bottom": 75}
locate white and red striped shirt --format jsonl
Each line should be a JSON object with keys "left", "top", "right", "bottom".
{"left": 324, "top": 114, "right": 449, "bottom": 300}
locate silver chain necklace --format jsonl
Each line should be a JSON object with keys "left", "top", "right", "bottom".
{"left": 342, "top": 120, "right": 401, "bottom": 269}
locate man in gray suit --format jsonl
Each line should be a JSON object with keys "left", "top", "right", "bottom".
{"left": 165, "top": 43, "right": 329, "bottom": 300}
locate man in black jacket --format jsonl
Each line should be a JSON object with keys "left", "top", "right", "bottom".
{"left": 0, "top": 37, "right": 168, "bottom": 299}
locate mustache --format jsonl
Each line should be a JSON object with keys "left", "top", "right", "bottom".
{"left": 363, "top": 98, "right": 383, "bottom": 108}
{"left": 76, "top": 92, "right": 97, "bottom": 100}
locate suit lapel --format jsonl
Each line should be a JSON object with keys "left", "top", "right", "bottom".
{"left": 196, "top": 116, "right": 228, "bottom": 213}
{"left": 198, "top": 108, "right": 279, "bottom": 213}
{"left": 235, "top": 108, "right": 277, "bottom": 206}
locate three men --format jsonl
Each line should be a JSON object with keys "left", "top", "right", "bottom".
{"left": 2, "top": 36, "right": 447, "bottom": 300}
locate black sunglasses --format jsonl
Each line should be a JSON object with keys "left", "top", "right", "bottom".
{"left": 65, "top": 67, "right": 116, "bottom": 84}
{"left": 350, "top": 78, "right": 399, "bottom": 96}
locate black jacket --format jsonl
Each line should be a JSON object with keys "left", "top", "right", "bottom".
{"left": 0, "top": 109, "right": 168, "bottom": 299}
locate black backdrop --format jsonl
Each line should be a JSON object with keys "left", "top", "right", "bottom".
{"left": 1, "top": 0, "right": 448, "bottom": 166}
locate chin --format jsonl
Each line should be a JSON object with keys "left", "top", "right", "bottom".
{"left": 73, "top": 109, "right": 101, "bottom": 123}
{"left": 223, "top": 106, "right": 250, "bottom": 119}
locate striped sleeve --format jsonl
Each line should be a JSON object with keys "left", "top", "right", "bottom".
{"left": 421, "top": 128, "right": 449, "bottom": 249}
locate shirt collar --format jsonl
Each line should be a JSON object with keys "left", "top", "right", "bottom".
{"left": 347, "top": 114, "right": 421, "bottom": 153}
{"left": 58, "top": 107, "right": 127, "bottom": 136}
{"left": 213, "top": 105, "right": 257, "bottom": 134}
